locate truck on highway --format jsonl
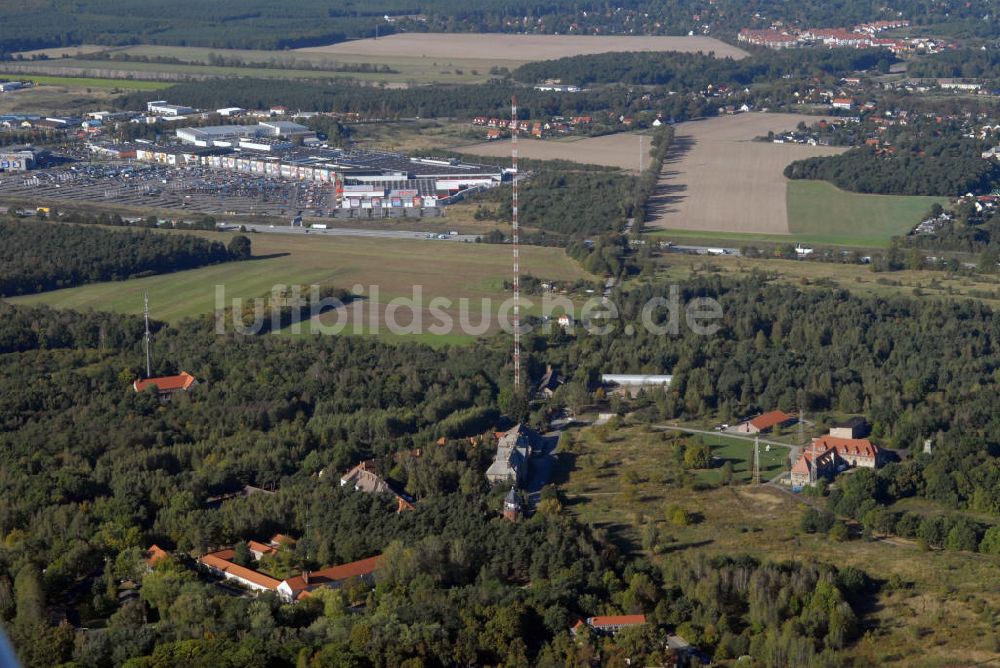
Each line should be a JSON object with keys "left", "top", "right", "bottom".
{"left": 310, "top": 223, "right": 328, "bottom": 230}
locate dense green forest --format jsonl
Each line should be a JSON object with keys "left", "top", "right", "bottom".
{"left": 0, "top": 300, "right": 875, "bottom": 666}
{"left": 0, "top": 220, "right": 249, "bottom": 296}
{"left": 2, "top": 269, "right": 1000, "bottom": 663}
{"left": 907, "top": 48, "right": 1000, "bottom": 82}
{"left": 475, "top": 171, "right": 637, "bottom": 237}
{"left": 784, "top": 145, "right": 998, "bottom": 196}
{"left": 512, "top": 49, "right": 897, "bottom": 87}
{"left": 1, "top": 0, "right": 997, "bottom": 54}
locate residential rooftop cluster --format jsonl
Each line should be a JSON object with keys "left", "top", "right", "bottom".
{"left": 737, "top": 20, "right": 951, "bottom": 54}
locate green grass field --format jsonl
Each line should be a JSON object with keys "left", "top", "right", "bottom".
{"left": 7, "top": 231, "right": 588, "bottom": 344}
{"left": 694, "top": 433, "right": 789, "bottom": 485}
{"left": 17, "top": 75, "right": 172, "bottom": 90}
{"left": 786, "top": 181, "right": 946, "bottom": 246}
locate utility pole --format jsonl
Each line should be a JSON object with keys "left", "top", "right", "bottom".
{"left": 143, "top": 292, "right": 152, "bottom": 378}
{"left": 752, "top": 435, "right": 761, "bottom": 486}
{"left": 798, "top": 406, "right": 805, "bottom": 445}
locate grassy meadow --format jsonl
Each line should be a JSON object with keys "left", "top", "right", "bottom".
{"left": 14, "top": 75, "right": 173, "bottom": 90}
{"left": 7, "top": 44, "right": 520, "bottom": 86}
{"left": 786, "top": 181, "right": 946, "bottom": 246}
{"left": 7, "top": 231, "right": 588, "bottom": 344}
{"left": 554, "top": 423, "right": 1000, "bottom": 666}
{"left": 653, "top": 253, "right": 1000, "bottom": 308}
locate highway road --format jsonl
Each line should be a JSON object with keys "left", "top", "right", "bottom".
{"left": 238, "top": 223, "right": 480, "bottom": 243}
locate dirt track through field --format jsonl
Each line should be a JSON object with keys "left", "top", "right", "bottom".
{"left": 299, "top": 33, "right": 748, "bottom": 61}
{"left": 458, "top": 132, "right": 654, "bottom": 172}
{"left": 646, "top": 113, "right": 846, "bottom": 235}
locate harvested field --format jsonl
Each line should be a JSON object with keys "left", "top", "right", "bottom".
{"left": 299, "top": 33, "right": 748, "bottom": 61}
{"left": 646, "top": 113, "right": 846, "bottom": 235}
{"left": 458, "top": 132, "right": 653, "bottom": 172}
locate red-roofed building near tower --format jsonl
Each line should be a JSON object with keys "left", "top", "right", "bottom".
{"left": 790, "top": 434, "right": 883, "bottom": 487}
{"left": 736, "top": 410, "right": 794, "bottom": 434}
{"left": 133, "top": 371, "right": 197, "bottom": 396}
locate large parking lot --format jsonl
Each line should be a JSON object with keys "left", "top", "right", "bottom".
{"left": 0, "top": 162, "right": 338, "bottom": 218}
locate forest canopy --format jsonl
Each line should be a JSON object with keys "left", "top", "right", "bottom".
{"left": 0, "top": 220, "right": 249, "bottom": 296}
{"left": 784, "top": 145, "right": 1000, "bottom": 196}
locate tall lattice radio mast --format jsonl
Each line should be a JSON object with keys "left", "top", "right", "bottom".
{"left": 143, "top": 292, "right": 152, "bottom": 378}
{"left": 511, "top": 96, "right": 521, "bottom": 391}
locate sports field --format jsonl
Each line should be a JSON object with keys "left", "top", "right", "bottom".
{"left": 458, "top": 131, "right": 654, "bottom": 172}
{"left": 299, "top": 33, "right": 749, "bottom": 61}
{"left": 646, "top": 113, "right": 846, "bottom": 235}
{"left": 7, "top": 231, "right": 588, "bottom": 344}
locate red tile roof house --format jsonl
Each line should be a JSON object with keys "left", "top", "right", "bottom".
{"left": 198, "top": 545, "right": 381, "bottom": 602}
{"left": 571, "top": 614, "right": 647, "bottom": 636}
{"left": 133, "top": 371, "right": 197, "bottom": 396}
{"left": 198, "top": 549, "right": 283, "bottom": 594}
{"left": 248, "top": 533, "right": 297, "bottom": 561}
{"left": 277, "top": 555, "right": 381, "bottom": 602}
{"left": 145, "top": 544, "right": 170, "bottom": 569}
{"left": 790, "top": 435, "right": 881, "bottom": 487}
{"left": 736, "top": 410, "right": 794, "bottom": 434}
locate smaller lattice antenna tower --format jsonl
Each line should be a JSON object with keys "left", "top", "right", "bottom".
{"left": 752, "top": 435, "right": 761, "bottom": 485}
{"left": 511, "top": 95, "right": 521, "bottom": 391}
{"left": 798, "top": 407, "right": 805, "bottom": 445}
{"left": 143, "top": 292, "right": 152, "bottom": 378}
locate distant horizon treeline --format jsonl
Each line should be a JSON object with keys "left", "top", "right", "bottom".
{"left": 2, "top": 0, "right": 998, "bottom": 54}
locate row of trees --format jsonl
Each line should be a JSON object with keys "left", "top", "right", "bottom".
{"left": 0, "top": 219, "right": 250, "bottom": 296}
{"left": 513, "top": 48, "right": 896, "bottom": 87}
{"left": 115, "top": 78, "right": 682, "bottom": 124}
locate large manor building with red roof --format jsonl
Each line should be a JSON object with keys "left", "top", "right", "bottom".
{"left": 790, "top": 429, "right": 883, "bottom": 488}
